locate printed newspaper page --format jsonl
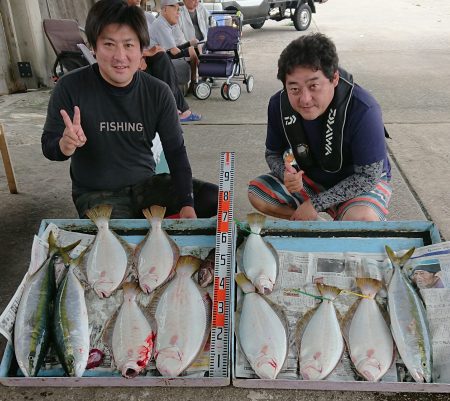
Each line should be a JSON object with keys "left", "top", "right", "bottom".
{"left": 234, "top": 240, "right": 450, "bottom": 383}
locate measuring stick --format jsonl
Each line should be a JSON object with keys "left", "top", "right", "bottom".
{"left": 209, "top": 152, "right": 235, "bottom": 378}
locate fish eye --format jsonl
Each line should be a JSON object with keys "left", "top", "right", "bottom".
{"left": 422, "top": 362, "right": 428, "bottom": 367}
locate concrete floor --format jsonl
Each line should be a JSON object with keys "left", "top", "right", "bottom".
{"left": 1, "top": 0, "right": 450, "bottom": 399}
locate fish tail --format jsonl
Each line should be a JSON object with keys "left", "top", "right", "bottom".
{"left": 316, "top": 283, "right": 341, "bottom": 300}
{"left": 69, "top": 248, "right": 88, "bottom": 267}
{"left": 247, "top": 212, "right": 266, "bottom": 234}
{"left": 355, "top": 277, "right": 382, "bottom": 297}
{"left": 122, "top": 281, "right": 140, "bottom": 301}
{"left": 176, "top": 255, "right": 202, "bottom": 275}
{"left": 58, "top": 239, "right": 82, "bottom": 265}
{"left": 47, "top": 230, "right": 58, "bottom": 253}
{"left": 150, "top": 205, "right": 166, "bottom": 219}
{"left": 85, "top": 204, "right": 113, "bottom": 224}
{"left": 235, "top": 273, "right": 255, "bottom": 293}
{"left": 385, "top": 246, "right": 415, "bottom": 268}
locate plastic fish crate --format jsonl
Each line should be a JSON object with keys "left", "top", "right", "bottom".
{"left": 232, "top": 220, "right": 450, "bottom": 393}
{"left": 0, "top": 217, "right": 232, "bottom": 387}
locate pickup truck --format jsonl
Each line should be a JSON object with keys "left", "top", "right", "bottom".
{"left": 203, "top": 0, "right": 328, "bottom": 31}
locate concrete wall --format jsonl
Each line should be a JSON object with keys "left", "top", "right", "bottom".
{"left": 0, "top": 0, "right": 94, "bottom": 94}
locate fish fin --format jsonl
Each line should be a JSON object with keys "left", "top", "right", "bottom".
{"left": 176, "top": 255, "right": 202, "bottom": 275}
{"left": 261, "top": 294, "right": 290, "bottom": 342}
{"left": 355, "top": 277, "right": 382, "bottom": 298}
{"left": 142, "top": 207, "right": 152, "bottom": 222}
{"left": 316, "top": 283, "right": 342, "bottom": 300}
{"left": 101, "top": 307, "right": 119, "bottom": 351}
{"left": 341, "top": 298, "right": 361, "bottom": 348}
{"left": 264, "top": 239, "right": 280, "bottom": 284}
{"left": 385, "top": 246, "right": 415, "bottom": 268}
{"left": 247, "top": 212, "right": 266, "bottom": 234}
{"left": 111, "top": 231, "right": 135, "bottom": 285}
{"left": 236, "top": 240, "right": 245, "bottom": 274}
{"left": 85, "top": 204, "right": 113, "bottom": 224}
{"left": 235, "top": 273, "right": 255, "bottom": 294}
{"left": 150, "top": 205, "right": 166, "bottom": 220}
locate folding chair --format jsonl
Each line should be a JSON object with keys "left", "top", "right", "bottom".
{"left": 43, "top": 19, "right": 91, "bottom": 81}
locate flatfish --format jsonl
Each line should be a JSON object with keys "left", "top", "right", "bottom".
{"left": 110, "top": 282, "right": 155, "bottom": 378}
{"left": 53, "top": 252, "right": 90, "bottom": 377}
{"left": 85, "top": 204, "right": 131, "bottom": 298}
{"left": 345, "top": 278, "right": 394, "bottom": 381}
{"left": 238, "top": 213, "right": 279, "bottom": 294}
{"left": 297, "top": 284, "right": 344, "bottom": 380}
{"left": 14, "top": 232, "right": 80, "bottom": 377}
{"left": 153, "top": 256, "right": 211, "bottom": 376}
{"left": 235, "top": 273, "right": 288, "bottom": 379}
{"left": 135, "top": 205, "right": 180, "bottom": 294}
{"left": 385, "top": 246, "right": 432, "bottom": 382}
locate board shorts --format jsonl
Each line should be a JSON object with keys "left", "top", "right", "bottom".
{"left": 248, "top": 173, "right": 392, "bottom": 221}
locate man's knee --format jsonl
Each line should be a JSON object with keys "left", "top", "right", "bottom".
{"left": 340, "top": 205, "right": 382, "bottom": 221}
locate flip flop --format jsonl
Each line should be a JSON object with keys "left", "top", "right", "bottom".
{"left": 180, "top": 113, "right": 202, "bottom": 122}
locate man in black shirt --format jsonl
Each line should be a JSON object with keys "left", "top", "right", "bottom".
{"left": 41, "top": 0, "right": 217, "bottom": 218}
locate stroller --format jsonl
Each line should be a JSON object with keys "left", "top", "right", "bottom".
{"left": 43, "top": 19, "right": 91, "bottom": 81}
{"left": 193, "top": 11, "right": 254, "bottom": 101}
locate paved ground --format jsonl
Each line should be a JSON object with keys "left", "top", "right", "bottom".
{"left": 1, "top": 0, "right": 450, "bottom": 399}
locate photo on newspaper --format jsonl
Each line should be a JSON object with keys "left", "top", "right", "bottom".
{"left": 0, "top": 223, "right": 216, "bottom": 379}
{"left": 234, "top": 238, "right": 450, "bottom": 384}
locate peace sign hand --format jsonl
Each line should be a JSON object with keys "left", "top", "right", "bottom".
{"left": 59, "top": 106, "right": 87, "bottom": 157}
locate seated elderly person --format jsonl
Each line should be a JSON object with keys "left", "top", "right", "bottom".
{"left": 178, "top": 0, "right": 209, "bottom": 45}
{"left": 150, "top": 0, "right": 201, "bottom": 95}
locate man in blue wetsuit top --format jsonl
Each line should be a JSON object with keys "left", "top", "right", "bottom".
{"left": 248, "top": 33, "right": 392, "bottom": 221}
{"left": 42, "top": 0, "right": 217, "bottom": 219}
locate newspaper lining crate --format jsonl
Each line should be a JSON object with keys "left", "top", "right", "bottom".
{"left": 0, "top": 217, "right": 232, "bottom": 387}
{"left": 232, "top": 220, "right": 450, "bottom": 393}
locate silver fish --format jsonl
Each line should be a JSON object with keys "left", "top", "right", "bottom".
{"left": 346, "top": 278, "right": 394, "bottom": 381}
{"left": 239, "top": 213, "right": 279, "bottom": 294}
{"left": 386, "top": 246, "right": 432, "bottom": 382}
{"left": 53, "top": 252, "right": 90, "bottom": 377}
{"left": 85, "top": 204, "right": 131, "bottom": 298}
{"left": 297, "top": 284, "right": 344, "bottom": 380}
{"left": 14, "top": 232, "right": 80, "bottom": 377}
{"left": 111, "top": 282, "right": 155, "bottom": 378}
{"left": 154, "top": 256, "right": 211, "bottom": 376}
{"left": 135, "top": 205, "right": 180, "bottom": 294}
{"left": 235, "top": 273, "right": 288, "bottom": 379}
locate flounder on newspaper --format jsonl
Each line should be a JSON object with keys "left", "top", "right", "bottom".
{"left": 296, "top": 284, "right": 344, "bottom": 380}
{"left": 342, "top": 277, "right": 394, "bottom": 382}
{"left": 135, "top": 205, "right": 180, "bottom": 294}
{"left": 385, "top": 246, "right": 432, "bottom": 383}
{"left": 103, "top": 282, "right": 155, "bottom": 378}
{"left": 235, "top": 273, "right": 288, "bottom": 379}
{"left": 14, "top": 232, "right": 80, "bottom": 377}
{"left": 152, "top": 256, "right": 212, "bottom": 376}
{"left": 84, "top": 204, "right": 133, "bottom": 298}
{"left": 237, "top": 213, "right": 279, "bottom": 295}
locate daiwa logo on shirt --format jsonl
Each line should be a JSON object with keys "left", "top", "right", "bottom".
{"left": 325, "top": 109, "right": 336, "bottom": 156}
{"left": 284, "top": 114, "right": 296, "bottom": 126}
{"left": 99, "top": 122, "right": 144, "bottom": 133}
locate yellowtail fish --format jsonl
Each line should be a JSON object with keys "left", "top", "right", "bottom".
{"left": 239, "top": 213, "right": 279, "bottom": 294}
{"left": 153, "top": 256, "right": 211, "bottom": 376}
{"left": 297, "top": 284, "right": 344, "bottom": 380}
{"left": 235, "top": 273, "right": 288, "bottom": 379}
{"left": 110, "top": 282, "right": 155, "bottom": 378}
{"left": 345, "top": 278, "right": 394, "bottom": 381}
{"left": 14, "top": 232, "right": 80, "bottom": 377}
{"left": 85, "top": 204, "right": 131, "bottom": 298}
{"left": 53, "top": 251, "right": 90, "bottom": 377}
{"left": 385, "top": 246, "right": 432, "bottom": 382}
{"left": 135, "top": 205, "right": 180, "bottom": 294}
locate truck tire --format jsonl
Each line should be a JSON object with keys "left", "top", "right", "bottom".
{"left": 293, "top": 4, "right": 312, "bottom": 31}
{"left": 250, "top": 21, "right": 265, "bottom": 29}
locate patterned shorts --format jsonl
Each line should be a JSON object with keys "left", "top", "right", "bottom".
{"left": 248, "top": 173, "right": 392, "bottom": 221}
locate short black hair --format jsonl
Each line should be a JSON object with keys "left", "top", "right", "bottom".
{"left": 85, "top": 0, "right": 149, "bottom": 51}
{"left": 277, "top": 33, "right": 339, "bottom": 84}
